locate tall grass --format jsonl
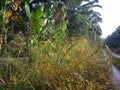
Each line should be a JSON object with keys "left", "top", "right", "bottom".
{"left": 0, "top": 37, "right": 113, "bottom": 90}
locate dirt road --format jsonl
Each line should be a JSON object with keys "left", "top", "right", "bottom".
{"left": 112, "top": 65, "right": 120, "bottom": 90}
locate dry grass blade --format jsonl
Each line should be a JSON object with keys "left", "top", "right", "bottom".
{"left": 73, "top": 73, "right": 86, "bottom": 82}
{"left": 75, "top": 46, "right": 101, "bottom": 68}
{"left": 0, "top": 78, "right": 5, "bottom": 84}
{"left": 63, "top": 38, "right": 84, "bottom": 57}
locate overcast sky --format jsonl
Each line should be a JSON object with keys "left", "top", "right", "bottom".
{"left": 96, "top": 0, "right": 120, "bottom": 38}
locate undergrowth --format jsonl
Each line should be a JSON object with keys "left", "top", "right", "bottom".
{"left": 0, "top": 37, "right": 113, "bottom": 90}
{"left": 0, "top": 1, "right": 113, "bottom": 90}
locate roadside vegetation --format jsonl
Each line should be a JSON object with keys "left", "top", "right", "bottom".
{"left": 105, "top": 25, "right": 120, "bottom": 69}
{"left": 0, "top": 0, "right": 113, "bottom": 89}
{"left": 105, "top": 26, "right": 120, "bottom": 54}
{"left": 113, "top": 57, "right": 120, "bottom": 70}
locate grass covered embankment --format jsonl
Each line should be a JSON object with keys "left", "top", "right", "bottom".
{"left": 110, "top": 48, "right": 120, "bottom": 69}
{"left": 113, "top": 57, "right": 120, "bottom": 70}
{"left": 0, "top": 37, "right": 113, "bottom": 90}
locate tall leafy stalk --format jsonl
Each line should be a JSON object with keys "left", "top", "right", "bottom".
{"left": 0, "top": 0, "right": 11, "bottom": 55}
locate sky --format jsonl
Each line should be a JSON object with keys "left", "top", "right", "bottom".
{"left": 96, "top": 0, "right": 120, "bottom": 38}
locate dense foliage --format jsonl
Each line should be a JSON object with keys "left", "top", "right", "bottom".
{"left": 0, "top": 0, "right": 113, "bottom": 90}
{"left": 0, "top": 0, "right": 102, "bottom": 57}
{"left": 105, "top": 26, "right": 120, "bottom": 53}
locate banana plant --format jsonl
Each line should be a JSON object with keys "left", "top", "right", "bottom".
{"left": 66, "top": 0, "right": 102, "bottom": 37}
{"left": 0, "top": 0, "right": 28, "bottom": 56}
{"left": 0, "top": 0, "right": 12, "bottom": 55}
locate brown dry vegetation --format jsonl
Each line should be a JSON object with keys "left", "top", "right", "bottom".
{"left": 0, "top": 38, "right": 113, "bottom": 90}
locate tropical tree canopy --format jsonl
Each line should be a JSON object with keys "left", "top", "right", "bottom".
{"left": 105, "top": 26, "right": 120, "bottom": 50}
